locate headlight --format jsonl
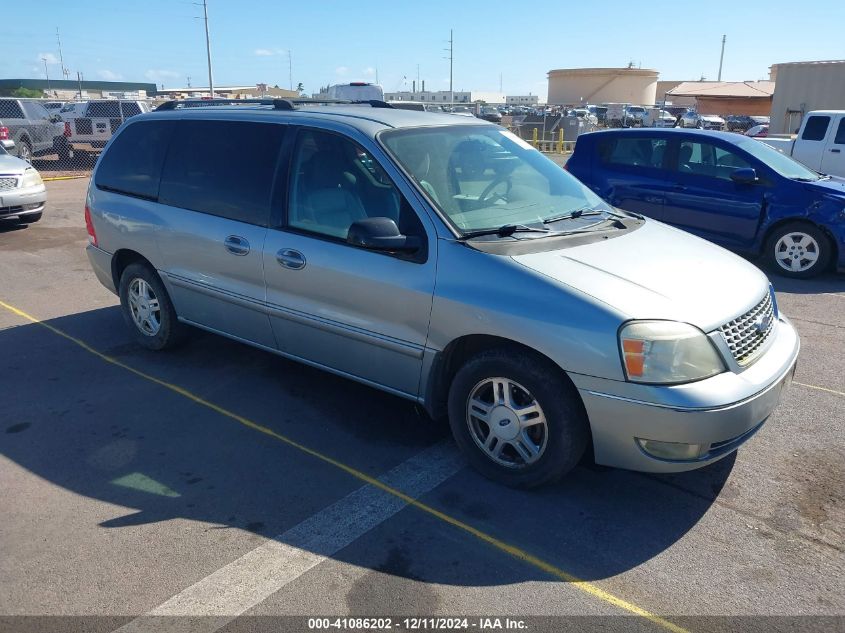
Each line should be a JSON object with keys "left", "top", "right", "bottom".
{"left": 21, "top": 168, "right": 43, "bottom": 188}
{"left": 619, "top": 321, "right": 725, "bottom": 384}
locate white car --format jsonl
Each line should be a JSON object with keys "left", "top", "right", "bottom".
{"left": 0, "top": 139, "right": 47, "bottom": 223}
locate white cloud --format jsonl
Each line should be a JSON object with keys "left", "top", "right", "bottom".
{"left": 37, "top": 52, "right": 59, "bottom": 65}
{"left": 254, "top": 48, "right": 274, "bottom": 56}
{"left": 144, "top": 69, "right": 180, "bottom": 83}
{"left": 363, "top": 67, "right": 375, "bottom": 76}
{"left": 98, "top": 69, "right": 124, "bottom": 81}
{"left": 335, "top": 66, "right": 348, "bottom": 76}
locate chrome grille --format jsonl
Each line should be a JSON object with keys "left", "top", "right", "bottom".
{"left": 718, "top": 293, "right": 776, "bottom": 365}
{"left": 0, "top": 176, "right": 19, "bottom": 192}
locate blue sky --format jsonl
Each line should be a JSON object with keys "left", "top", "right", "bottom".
{"left": 3, "top": 0, "right": 843, "bottom": 96}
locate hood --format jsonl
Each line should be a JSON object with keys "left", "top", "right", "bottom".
{"left": 511, "top": 220, "right": 770, "bottom": 332}
{"left": 805, "top": 174, "right": 845, "bottom": 195}
{"left": 0, "top": 153, "right": 28, "bottom": 175}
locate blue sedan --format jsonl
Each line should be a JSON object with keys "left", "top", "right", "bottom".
{"left": 566, "top": 128, "right": 845, "bottom": 278}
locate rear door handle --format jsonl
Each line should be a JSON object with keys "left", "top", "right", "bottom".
{"left": 276, "top": 248, "right": 306, "bottom": 270}
{"left": 224, "top": 235, "right": 250, "bottom": 256}
{"left": 831, "top": 148, "right": 841, "bottom": 153}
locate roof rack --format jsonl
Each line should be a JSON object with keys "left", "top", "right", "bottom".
{"left": 154, "top": 98, "right": 393, "bottom": 112}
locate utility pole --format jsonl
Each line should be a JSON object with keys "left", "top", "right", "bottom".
{"left": 288, "top": 50, "right": 293, "bottom": 91}
{"left": 56, "top": 27, "right": 69, "bottom": 80}
{"left": 76, "top": 71, "right": 83, "bottom": 99}
{"left": 717, "top": 34, "right": 726, "bottom": 81}
{"left": 42, "top": 58, "right": 51, "bottom": 94}
{"left": 444, "top": 29, "right": 454, "bottom": 108}
{"left": 202, "top": 0, "right": 214, "bottom": 97}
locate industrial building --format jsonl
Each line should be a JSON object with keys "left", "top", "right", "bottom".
{"left": 547, "top": 67, "right": 658, "bottom": 106}
{"left": 155, "top": 85, "right": 299, "bottom": 100}
{"left": 0, "top": 78, "right": 156, "bottom": 100}
{"left": 383, "top": 90, "right": 507, "bottom": 104}
{"left": 663, "top": 81, "right": 775, "bottom": 116}
{"left": 768, "top": 60, "right": 845, "bottom": 134}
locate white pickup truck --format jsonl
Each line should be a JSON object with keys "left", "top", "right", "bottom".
{"left": 758, "top": 110, "right": 845, "bottom": 177}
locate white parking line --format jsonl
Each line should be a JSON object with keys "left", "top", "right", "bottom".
{"left": 115, "top": 441, "right": 464, "bottom": 633}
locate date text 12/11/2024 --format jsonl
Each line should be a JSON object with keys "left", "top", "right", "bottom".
{"left": 307, "top": 617, "right": 528, "bottom": 630}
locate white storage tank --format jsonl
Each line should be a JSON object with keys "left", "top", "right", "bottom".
{"left": 547, "top": 68, "right": 658, "bottom": 106}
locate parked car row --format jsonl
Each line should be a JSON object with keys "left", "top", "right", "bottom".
{"left": 0, "top": 98, "right": 149, "bottom": 163}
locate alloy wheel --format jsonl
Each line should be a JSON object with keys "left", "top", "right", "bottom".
{"left": 466, "top": 377, "right": 549, "bottom": 469}
{"left": 127, "top": 277, "right": 161, "bottom": 336}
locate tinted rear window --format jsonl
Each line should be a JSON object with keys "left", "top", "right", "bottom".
{"left": 801, "top": 115, "right": 830, "bottom": 141}
{"left": 0, "top": 100, "right": 25, "bottom": 119}
{"left": 158, "top": 120, "right": 285, "bottom": 226}
{"left": 95, "top": 120, "right": 174, "bottom": 199}
{"left": 598, "top": 136, "right": 667, "bottom": 169}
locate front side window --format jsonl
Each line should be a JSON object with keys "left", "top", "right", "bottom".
{"left": 599, "top": 137, "right": 667, "bottom": 169}
{"left": 159, "top": 120, "right": 285, "bottom": 226}
{"left": 121, "top": 102, "right": 142, "bottom": 118}
{"left": 87, "top": 101, "right": 121, "bottom": 118}
{"left": 381, "top": 126, "right": 610, "bottom": 234}
{"left": 288, "top": 129, "right": 413, "bottom": 240}
{"left": 801, "top": 116, "right": 830, "bottom": 141}
{"left": 95, "top": 120, "right": 174, "bottom": 199}
{"left": 676, "top": 140, "right": 751, "bottom": 180}
{"left": 734, "top": 137, "right": 820, "bottom": 181}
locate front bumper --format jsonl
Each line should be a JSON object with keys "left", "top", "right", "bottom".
{"left": 0, "top": 184, "right": 46, "bottom": 219}
{"left": 571, "top": 316, "right": 800, "bottom": 473}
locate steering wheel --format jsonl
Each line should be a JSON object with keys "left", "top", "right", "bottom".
{"left": 478, "top": 176, "right": 512, "bottom": 205}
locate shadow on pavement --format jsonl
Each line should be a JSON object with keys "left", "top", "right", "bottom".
{"left": 1, "top": 306, "right": 732, "bottom": 584}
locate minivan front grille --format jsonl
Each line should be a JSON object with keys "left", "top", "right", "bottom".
{"left": 718, "top": 293, "right": 776, "bottom": 366}
{"left": 0, "top": 176, "right": 19, "bottom": 191}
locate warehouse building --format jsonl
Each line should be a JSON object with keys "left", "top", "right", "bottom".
{"left": 547, "top": 67, "right": 657, "bottom": 106}
{"left": 663, "top": 81, "right": 775, "bottom": 117}
{"left": 769, "top": 60, "right": 845, "bottom": 134}
{"left": 383, "top": 90, "right": 507, "bottom": 104}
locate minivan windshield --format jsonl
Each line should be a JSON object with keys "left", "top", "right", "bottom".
{"left": 380, "top": 126, "right": 613, "bottom": 235}
{"left": 734, "top": 137, "right": 821, "bottom": 181}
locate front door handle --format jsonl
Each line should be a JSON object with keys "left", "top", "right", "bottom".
{"left": 276, "top": 248, "right": 306, "bottom": 270}
{"left": 831, "top": 148, "right": 841, "bottom": 153}
{"left": 224, "top": 235, "right": 250, "bottom": 256}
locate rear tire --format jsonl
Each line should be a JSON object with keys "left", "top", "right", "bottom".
{"left": 118, "top": 262, "right": 186, "bottom": 350}
{"left": 447, "top": 347, "right": 589, "bottom": 488}
{"left": 764, "top": 222, "right": 831, "bottom": 279}
{"left": 17, "top": 139, "right": 33, "bottom": 163}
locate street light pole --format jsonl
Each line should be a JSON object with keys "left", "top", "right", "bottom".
{"left": 203, "top": 0, "right": 215, "bottom": 97}
{"left": 42, "top": 57, "right": 51, "bottom": 95}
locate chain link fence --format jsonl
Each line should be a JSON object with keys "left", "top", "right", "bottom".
{"left": 1, "top": 97, "right": 164, "bottom": 180}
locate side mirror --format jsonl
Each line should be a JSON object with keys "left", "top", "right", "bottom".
{"left": 730, "top": 167, "right": 759, "bottom": 184}
{"left": 49, "top": 114, "right": 62, "bottom": 123}
{"left": 347, "top": 217, "right": 421, "bottom": 252}
{"left": 1, "top": 139, "right": 15, "bottom": 151}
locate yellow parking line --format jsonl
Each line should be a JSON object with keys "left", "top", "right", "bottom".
{"left": 0, "top": 298, "right": 688, "bottom": 633}
{"left": 43, "top": 175, "right": 90, "bottom": 181}
{"left": 794, "top": 381, "right": 845, "bottom": 397}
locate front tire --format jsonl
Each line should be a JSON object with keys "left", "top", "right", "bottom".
{"left": 119, "top": 263, "right": 186, "bottom": 350}
{"left": 447, "top": 348, "right": 589, "bottom": 488}
{"left": 764, "top": 223, "right": 831, "bottom": 279}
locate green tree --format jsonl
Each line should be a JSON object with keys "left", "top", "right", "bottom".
{"left": 0, "top": 87, "right": 44, "bottom": 98}
{"left": 296, "top": 82, "right": 305, "bottom": 95}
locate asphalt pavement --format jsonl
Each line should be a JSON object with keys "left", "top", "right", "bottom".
{"left": 0, "top": 178, "right": 842, "bottom": 633}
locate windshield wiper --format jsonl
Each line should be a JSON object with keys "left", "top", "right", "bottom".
{"left": 458, "top": 224, "right": 551, "bottom": 240}
{"left": 542, "top": 208, "right": 605, "bottom": 224}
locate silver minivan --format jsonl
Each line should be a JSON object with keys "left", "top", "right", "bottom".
{"left": 85, "top": 100, "right": 799, "bottom": 487}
